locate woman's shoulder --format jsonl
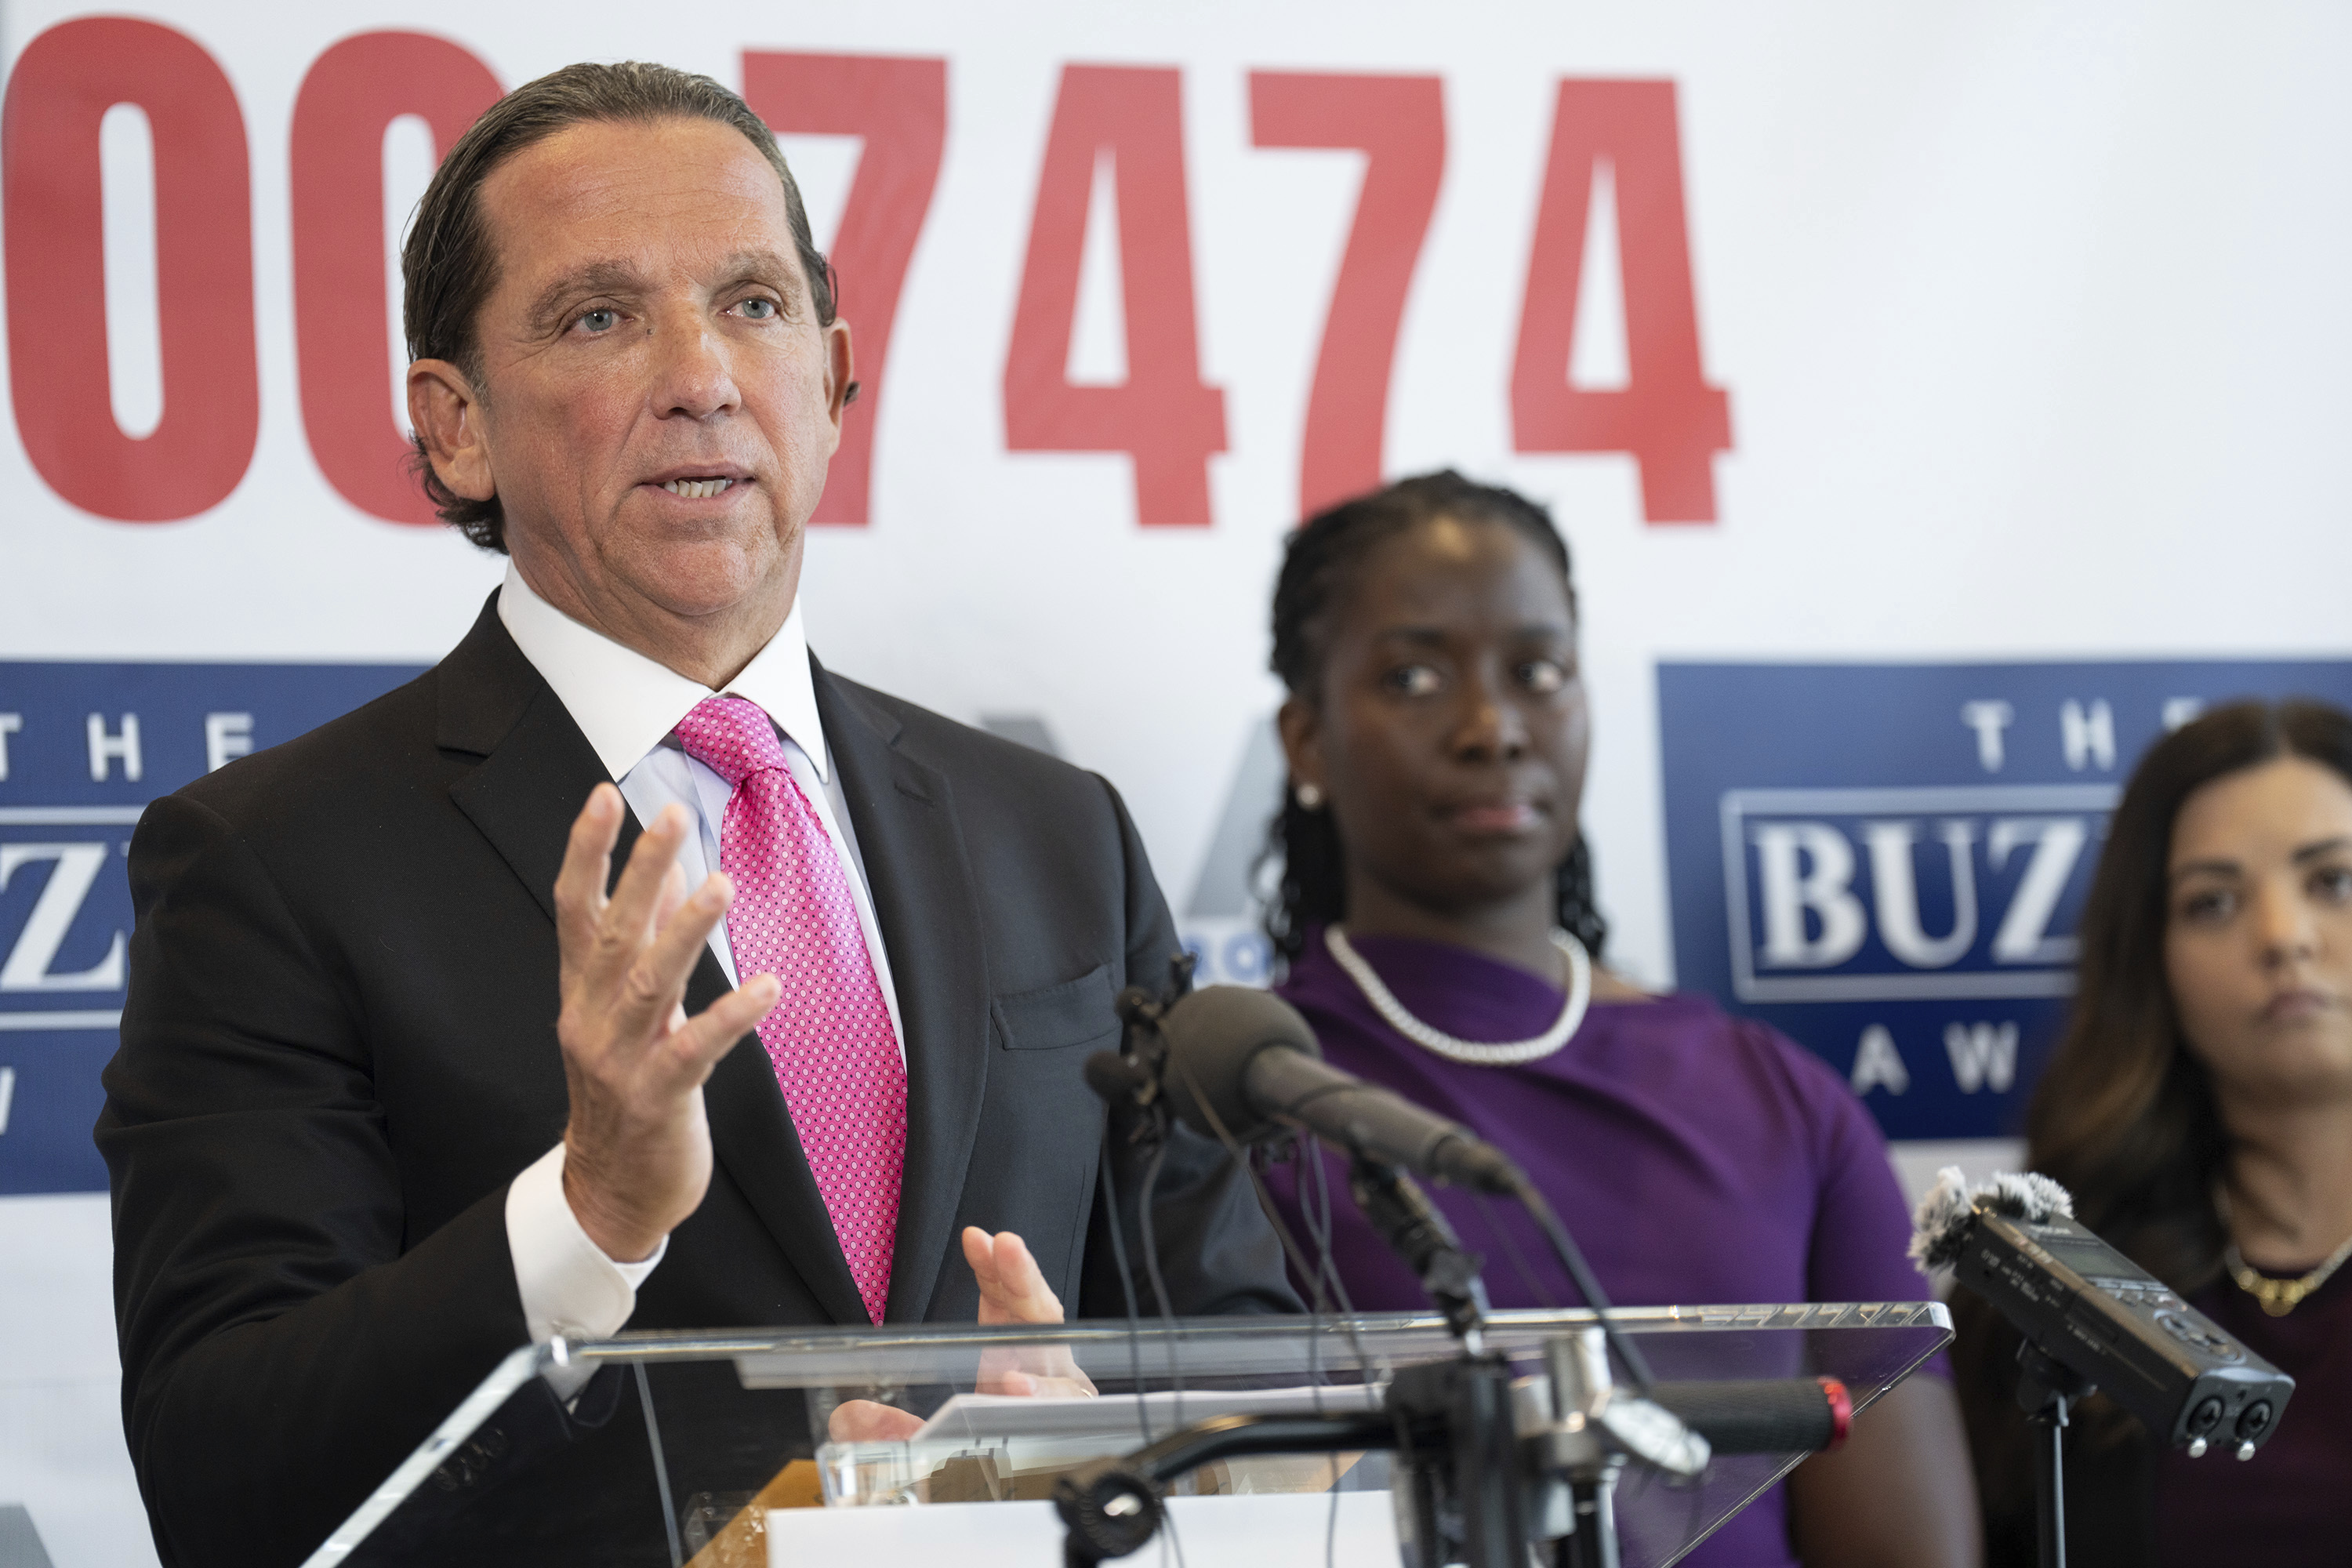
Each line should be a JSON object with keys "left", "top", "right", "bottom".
{"left": 1582, "top": 989, "right": 1886, "bottom": 1138}
{"left": 1584, "top": 984, "right": 1814, "bottom": 1063}
{"left": 1273, "top": 938, "right": 1878, "bottom": 1145}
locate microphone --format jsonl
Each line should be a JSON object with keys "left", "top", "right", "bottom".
{"left": 1147, "top": 985, "right": 1519, "bottom": 1194}
{"left": 1088, "top": 979, "right": 1657, "bottom": 1391}
{"left": 1912, "top": 1167, "right": 2293, "bottom": 1458}
{"left": 1653, "top": 1377, "right": 1850, "bottom": 1456}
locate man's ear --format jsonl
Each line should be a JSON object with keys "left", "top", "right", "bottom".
{"left": 407, "top": 359, "right": 495, "bottom": 503}
{"left": 1276, "top": 696, "right": 1325, "bottom": 796}
{"left": 822, "top": 319, "right": 855, "bottom": 445}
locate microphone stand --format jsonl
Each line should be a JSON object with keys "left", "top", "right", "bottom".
{"left": 1347, "top": 1159, "right": 1490, "bottom": 1349}
{"left": 1064, "top": 982, "right": 1780, "bottom": 1568}
{"left": 2014, "top": 1342, "right": 2092, "bottom": 1568}
{"left": 1348, "top": 1158, "right": 1525, "bottom": 1568}
{"left": 1547, "top": 1332, "right": 1628, "bottom": 1568}
{"left": 1342, "top": 1158, "right": 1701, "bottom": 1568}
{"left": 1060, "top": 1145, "right": 1729, "bottom": 1568}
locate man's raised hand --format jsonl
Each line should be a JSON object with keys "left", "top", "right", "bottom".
{"left": 554, "top": 785, "right": 778, "bottom": 1262}
{"left": 966, "top": 1227, "right": 1097, "bottom": 1399}
{"left": 825, "top": 1229, "right": 1097, "bottom": 1443}
{"left": 966, "top": 1227, "right": 1065, "bottom": 1327}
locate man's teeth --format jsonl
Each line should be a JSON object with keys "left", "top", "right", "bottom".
{"left": 663, "top": 477, "right": 735, "bottom": 499}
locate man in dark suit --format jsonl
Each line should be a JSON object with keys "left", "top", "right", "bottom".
{"left": 99, "top": 62, "right": 1291, "bottom": 1567}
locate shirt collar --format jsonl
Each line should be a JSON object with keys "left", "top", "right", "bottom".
{"left": 495, "top": 562, "right": 829, "bottom": 784}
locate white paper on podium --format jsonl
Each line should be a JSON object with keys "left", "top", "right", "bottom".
{"left": 765, "top": 1493, "right": 1403, "bottom": 1568}
{"left": 910, "top": 1382, "right": 1383, "bottom": 1443}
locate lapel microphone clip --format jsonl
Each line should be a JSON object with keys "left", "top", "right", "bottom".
{"left": 1083, "top": 951, "right": 1198, "bottom": 1144}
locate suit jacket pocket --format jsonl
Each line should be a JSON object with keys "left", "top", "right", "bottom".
{"left": 990, "top": 964, "right": 1120, "bottom": 1052}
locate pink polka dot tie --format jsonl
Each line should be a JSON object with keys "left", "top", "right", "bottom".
{"left": 670, "top": 695, "right": 905, "bottom": 1324}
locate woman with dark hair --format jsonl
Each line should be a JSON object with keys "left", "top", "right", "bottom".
{"left": 1952, "top": 699, "right": 2352, "bottom": 1563}
{"left": 1257, "top": 470, "right": 1978, "bottom": 1568}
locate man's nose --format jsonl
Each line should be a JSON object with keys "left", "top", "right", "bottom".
{"left": 648, "top": 303, "right": 741, "bottom": 420}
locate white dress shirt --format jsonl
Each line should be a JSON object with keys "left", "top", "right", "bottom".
{"left": 492, "top": 565, "right": 904, "bottom": 1377}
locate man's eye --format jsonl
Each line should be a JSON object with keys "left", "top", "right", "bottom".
{"left": 1519, "top": 659, "right": 1569, "bottom": 695}
{"left": 738, "top": 297, "right": 780, "bottom": 321}
{"left": 2311, "top": 866, "right": 2352, "bottom": 905}
{"left": 1385, "top": 665, "right": 1443, "bottom": 697}
{"left": 575, "top": 308, "right": 619, "bottom": 334}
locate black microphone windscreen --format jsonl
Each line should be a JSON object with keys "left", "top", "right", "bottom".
{"left": 1157, "top": 985, "right": 1321, "bottom": 1143}
{"left": 1653, "top": 1379, "right": 1843, "bottom": 1456}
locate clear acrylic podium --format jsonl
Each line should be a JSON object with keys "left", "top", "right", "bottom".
{"left": 306, "top": 1301, "right": 1950, "bottom": 1567}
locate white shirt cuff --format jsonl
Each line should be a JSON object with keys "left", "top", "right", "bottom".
{"left": 506, "top": 1142, "right": 666, "bottom": 1394}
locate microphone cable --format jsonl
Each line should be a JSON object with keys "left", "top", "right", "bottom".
{"left": 1128, "top": 1136, "right": 1191, "bottom": 1568}
{"left": 1472, "top": 1190, "right": 1559, "bottom": 1310}
{"left": 1159, "top": 1039, "right": 1374, "bottom": 1568}
{"left": 1163, "top": 1036, "right": 1377, "bottom": 1372}
{"left": 1094, "top": 1152, "right": 1152, "bottom": 1446}
{"left": 1171, "top": 997, "right": 1656, "bottom": 1397}
{"left": 1506, "top": 1172, "right": 1657, "bottom": 1396}
{"left": 1134, "top": 1138, "right": 1186, "bottom": 1441}
{"left": 1290, "top": 1129, "right": 1359, "bottom": 1568}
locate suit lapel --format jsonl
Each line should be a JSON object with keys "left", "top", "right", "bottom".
{"left": 815, "top": 662, "right": 993, "bottom": 1323}
{"left": 439, "top": 596, "right": 607, "bottom": 931}
{"left": 437, "top": 593, "right": 870, "bottom": 1327}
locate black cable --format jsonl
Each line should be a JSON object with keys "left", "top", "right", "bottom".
{"left": 1290, "top": 1134, "right": 1376, "bottom": 1374}
{"left": 1290, "top": 1133, "right": 1392, "bottom": 1383}
{"left": 1509, "top": 1173, "right": 1656, "bottom": 1394}
{"left": 1135, "top": 1138, "right": 1185, "bottom": 1428}
{"left": 1290, "top": 1131, "right": 1385, "bottom": 1568}
{"left": 1473, "top": 1189, "right": 1557, "bottom": 1310}
{"left": 1132, "top": 1138, "right": 1187, "bottom": 1568}
{"left": 1157, "top": 1046, "right": 1365, "bottom": 1568}
{"left": 1097, "top": 1149, "right": 1152, "bottom": 1446}
{"left": 1298, "top": 1134, "right": 1348, "bottom": 1568}
{"left": 1158, "top": 1038, "right": 1373, "bottom": 1374}
{"left": 1275, "top": 1132, "right": 1375, "bottom": 1568}
{"left": 1245, "top": 1143, "right": 1344, "bottom": 1312}
{"left": 1159, "top": 1042, "right": 1336, "bottom": 1312}
{"left": 1297, "top": 1140, "right": 1338, "bottom": 1287}
{"left": 1302, "top": 1135, "right": 1356, "bottom": 1316}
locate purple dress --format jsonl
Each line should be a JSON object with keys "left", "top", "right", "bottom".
{"left": 1264, "top": 928, "right": 1936, "bottom": 1568}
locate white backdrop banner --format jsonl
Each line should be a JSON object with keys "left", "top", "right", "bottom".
{"left": 3, "top": 2, "right": 2350, "bottom": 1558}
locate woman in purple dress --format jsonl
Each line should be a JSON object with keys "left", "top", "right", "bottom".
{"left": 1952, "top": 700, "right": 2352, "bottom": 1565}
{"left": 1255, "top": 472, "right": 1977, "bottom": 1568}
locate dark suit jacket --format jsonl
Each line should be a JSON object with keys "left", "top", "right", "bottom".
{"left": 98, "top": 596, "right": 1294, "bottom": 1566}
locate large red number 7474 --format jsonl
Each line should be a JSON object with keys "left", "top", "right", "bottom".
{"left": 4, "top": 34, "right": 1730, "bottom": 533}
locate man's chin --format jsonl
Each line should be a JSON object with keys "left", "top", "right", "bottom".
{"left": 610, "top": 535, "right": 800, "bottom": 624}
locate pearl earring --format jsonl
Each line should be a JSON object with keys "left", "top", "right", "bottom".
{"left": 1294, "top": 782, "right": 1324, "bottom": 810}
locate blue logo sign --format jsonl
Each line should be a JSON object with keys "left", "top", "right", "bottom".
{"left": 1660, "top": 661, "right": 2352, "bottom": 1140}
{"left": 0, "top": 662, "right": 423, "bottom": 1193}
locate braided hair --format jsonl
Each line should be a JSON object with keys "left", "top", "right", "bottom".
{"left": 1258, "top": 470, "right": 1607, "bottom": 971}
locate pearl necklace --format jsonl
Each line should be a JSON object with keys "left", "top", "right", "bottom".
{"left": 1325, "top": 924, "right": 1592, "bottom": 1067}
